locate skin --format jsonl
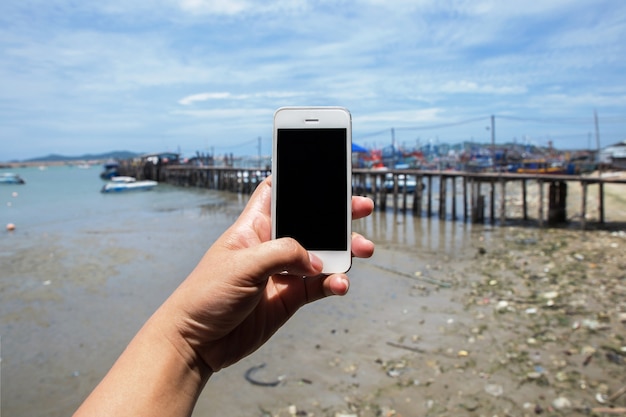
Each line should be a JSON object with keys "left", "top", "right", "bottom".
{"left": 74, "top": 177, "right": 375, "bottom": 417}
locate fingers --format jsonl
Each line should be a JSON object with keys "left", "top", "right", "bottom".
{"left": 352, "top": 196, "right": 374, "bottom": 220}
{"left": 352, "top": 232, "right": 375, "bottom": 258}
{"left": 272, "top": 273, "right": 351, "bottom": 312}
{"left": 300, "top": 274, "right": 351, "bottom": 305}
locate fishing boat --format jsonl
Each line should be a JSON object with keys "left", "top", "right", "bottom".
{"left": 100, "top": 160, "right": 120, "bottom": 179}
{"left": 101, "top": 176, "right": 157, "bottom": 193}
{"left": 516, "top": 160, "right": 572, "bottom": 175}
{"left": 0, "top": 172, "right": 25, "bottom": 184}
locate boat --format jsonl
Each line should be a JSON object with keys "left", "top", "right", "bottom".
{"left": 100, "top": 160, "right": 120, "bottom": 179}
{"left": 101, "top": 176, "right": 158, "bottom": 193}
{"left": 383, "top": 172, "right": 418, "bottom": 193}
{"left": 0, "top": 172, "right": 25, "bottom": 184}
{"left": 515, "top": 160, "right": 573, "bottom": 175}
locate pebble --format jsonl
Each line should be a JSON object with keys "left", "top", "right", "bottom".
{"left": 541, "top": 291, "right": 559, "bottom": 299}
{"left": 552, "top": 397, "right": 571, "bottom": 409}
{"left": 484, "top": 384, "right": 503, "bottom": 397}
{"left": 495, "top": 300, "right": 509, "bottom": 312}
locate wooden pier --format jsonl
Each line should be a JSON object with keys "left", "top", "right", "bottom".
{"left": 352, "top": 168, "right": 626, "bottom": 229}
{"left": 119, "top": 160, "right": 626, "bottom": 229}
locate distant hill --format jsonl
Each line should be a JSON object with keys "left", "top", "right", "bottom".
{"left": 23, "top": 151, "right": 142, "bottom": 163}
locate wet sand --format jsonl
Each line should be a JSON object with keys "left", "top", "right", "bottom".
{"left": 1, "top": 185, "right": 625, "bottom": 417}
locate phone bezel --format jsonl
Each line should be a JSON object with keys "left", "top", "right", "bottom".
{"left": 271, "top": 106, "right": 352, "bottom": 274}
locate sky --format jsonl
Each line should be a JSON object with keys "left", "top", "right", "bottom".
{"left": 1, "top": 0, "right": 626, "bottom": 161}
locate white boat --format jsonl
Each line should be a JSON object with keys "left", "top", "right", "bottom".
{"left": 0, "top": 172, "right": 25, "bottom": 184}
{"left": 101, "top": 176, "right": 157, "bottom": 193}
{"left": 110, "top": 176, "right": 137, "bottom": 183}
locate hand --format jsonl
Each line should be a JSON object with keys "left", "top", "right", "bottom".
{"left": 160, "top": 176, "right": 375, "bottom": 373}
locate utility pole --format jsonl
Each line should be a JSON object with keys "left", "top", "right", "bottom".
{"left": 390, "top": 128, "right": 396, "bottom": 167}
{"left": 491, "top": 115, "right": 496, "bottom": 171}
{"left": 257, "top": 136, "right": 262, "bottom": 167}
{"left": 594, "top": 109, "right": 604, "bottom": 223}
{"left": 594, "top": 110, "right": 601, "bottom": 172}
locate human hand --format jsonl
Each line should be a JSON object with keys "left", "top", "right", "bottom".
{"left": 159, "top": 176, "right": 375, "bottom": 374}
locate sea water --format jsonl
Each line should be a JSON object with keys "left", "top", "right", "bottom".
{"left": 1, "top": 166, "right": 236, "bottom": 233}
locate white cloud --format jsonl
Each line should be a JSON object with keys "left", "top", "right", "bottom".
{"left": 179, "top": 92, "right": 232, "bottom": 105}
{"left": 178, "top": 91, "right": 307, "bottom": 105}
{"left": 176, "top": 0, "right": 308, "bottom": 15}
{"left": 440, "top": 81, "right": 527, "bottom": 95}
{"left": 356, "top": 108, "right": 443, "bottom": 124}
{"left": 178, "top": 0, "right": 249, "bottom": 15}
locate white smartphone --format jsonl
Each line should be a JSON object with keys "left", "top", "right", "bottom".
{"left": 272, "top": 107, "right": 352, "bottom": 274}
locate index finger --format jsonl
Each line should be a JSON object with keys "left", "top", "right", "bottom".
{"left": 352, "top": 196, "right": 374, "bottom": 220}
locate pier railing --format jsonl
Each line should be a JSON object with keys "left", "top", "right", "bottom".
{"left": 119, "top": 161, "right": 626, "bottom": 229}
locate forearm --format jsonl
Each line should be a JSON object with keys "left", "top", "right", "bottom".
{"left": 74, "top": 307, "right": 211, "bottom": 417}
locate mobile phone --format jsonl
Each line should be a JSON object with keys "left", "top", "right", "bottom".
{"left": 272, "top": 107, "right": 352, "bottom": 274}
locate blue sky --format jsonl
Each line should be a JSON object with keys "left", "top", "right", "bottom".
{"left": 1, "top": 0, "right": 626, "bottom": 161}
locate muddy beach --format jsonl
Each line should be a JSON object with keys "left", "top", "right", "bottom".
{"left": 1, "top": 176, "right": 625, "bottom": 417}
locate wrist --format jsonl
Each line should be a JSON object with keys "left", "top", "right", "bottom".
{"left": 151, "top": 304, "right": 214, "bottom": 383}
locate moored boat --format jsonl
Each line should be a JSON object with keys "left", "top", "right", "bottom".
{"left": 100, "top": 160, "right": 120, "bottom": 179}
{"left": 0, "top": 172, "right": 25, "bottom": 184}
{"left": 516, "top": 160, "right": 572, "bottom": 175}
{"left": 101, "top": 176, "right": 157, "bottom": 193}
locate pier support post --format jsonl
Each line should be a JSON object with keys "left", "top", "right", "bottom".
{"left": 413, "top": 176, "right": 423, "bottom": 215}
{"left": 471, "top": 179, "right": 485, "bottom": 223}
{"left": 581, "top": 182, "right": 588, "bottom": 229}
{"left": 548, "top": 181, "right": 567, "bottom": 224}
{"left": 538, "top": 180, "right": 544, "bottom": 227}
{"left": 451, "top": 176, "right": 457, "bottom": 220}
{"left": 439, "top": 177, "right": 447, "bottom": 219}
{"left": 489, "top": 180, "right": 495, "bottom": 224}
{"left": 500, "top": 177, "right": 506, "bottom": 224}
{"left": 392, "top": 174, "right": 399, "bottom": 212}
{"left": 402, "top": 177, "right": 408, "bottom": 212}
{"left": 599, "top": 182, "right": 605, "bottom": 224}
{"left": 522, "top": 180, "right": 528, "bottom": 221}
{"left": 463, "top": 176, "right": 468, "bottom": 221}
{"left": 427, "top": 176, "right": 433, "bottom": 216}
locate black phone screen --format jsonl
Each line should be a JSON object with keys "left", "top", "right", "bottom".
{"left": 275, "top": 128, "right": 348, "bottom": 251}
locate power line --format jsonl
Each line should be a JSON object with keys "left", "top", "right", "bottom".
{"left": 394, "top": 116, "right": 490, "bottom": 131}
{"left": 497, "top": 115, "right": 592, "bottom": 125}
{"left": 355, "top": 116, "right": 490, "bottom": 141}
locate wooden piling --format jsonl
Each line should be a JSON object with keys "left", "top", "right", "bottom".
{"left": 599, "top": 182, "right": 605, "bottom": 224}
{"left": 581, "top": 182, "right": 588, "bottom": 229}
{"left": 489, "top": 180, "right": 495, "bottom": 224}
{"left": 427, "top": 176, "right": 433, "bottom": 216}
{"left": 499, "top": 177, "right": 506, "bottom": 224}
{"left": 439, "top": 177, "right": 447, "bottom": 219}
{"left": 548, "top": 181, "right": 567, "bottom": 224}
{"left": 522, "top": 179, "right": 528, "bottom": 221}
{"left": 451, "top": 176, "right": 457, "bottom": 220}
{"left": 538, "top": 180, "right": 544, "bottom": 227}
{"left": 463, "top": 176, "right": 468, "bottom": 221}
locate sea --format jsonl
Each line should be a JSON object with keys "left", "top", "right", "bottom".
{"left": 0, "top": 164, "right": 487, "bottom": 416}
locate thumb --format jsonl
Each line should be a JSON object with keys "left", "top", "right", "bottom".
{"left": 237, "top": 237, "right": 323, "bottom": 282}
